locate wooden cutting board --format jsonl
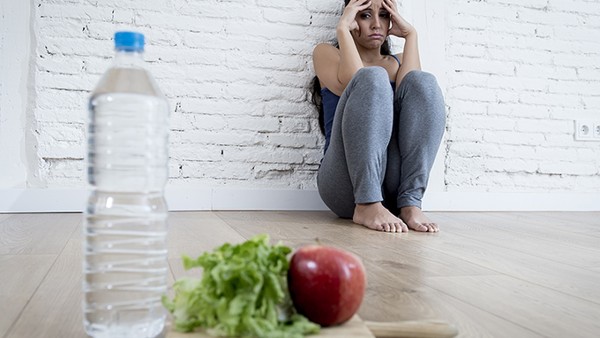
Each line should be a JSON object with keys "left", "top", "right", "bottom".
{"left": 167, "top": 315, "right": 375, "bottom": 338}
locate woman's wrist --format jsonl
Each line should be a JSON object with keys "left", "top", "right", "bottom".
{"left": 402, "top": 28, "right": 418, "bottom": 39}
{"left": 336, "top": 24, "right": 351, "bottom": 34}
{"left": 399, "top": 29, "right": 417, "bottom": 40}
{"left": 336, "top": 26, "right": 355, "bottom": 41}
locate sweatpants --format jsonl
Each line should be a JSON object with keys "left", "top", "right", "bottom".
{"left": 317, "top": 67, "right": 446, "bottom": 218}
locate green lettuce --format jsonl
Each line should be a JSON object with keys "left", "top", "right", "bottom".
{"left": 162, "top": 234, "right": 320, "bottom": 337}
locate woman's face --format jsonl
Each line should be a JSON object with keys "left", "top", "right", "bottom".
{"left": 351, "top": 0, "right": 391, "bottom": 49}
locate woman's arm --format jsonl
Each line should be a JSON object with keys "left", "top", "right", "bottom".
{"left": 397, "top": 32, "right": 421, "bottom": 82}
{"left": 313, "top": 0, "right": 371, "bottom": 96}
{"left": 336, "top": 26, "right": 364, "bottom": 87}
{"left": 383, "top": 0, "right": 421, "bottom": 87}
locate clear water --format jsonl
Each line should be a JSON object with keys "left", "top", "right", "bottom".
{"left": 84, "top": 92, "right": 169, "bottom": 338}
{"left": 87, "top": 93, "right": 169, "bottom": 193}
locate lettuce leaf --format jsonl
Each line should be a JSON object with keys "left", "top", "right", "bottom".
{"left": 162, "top": 234, "right": 320, "bottom": 337}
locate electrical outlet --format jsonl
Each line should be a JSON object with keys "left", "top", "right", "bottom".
{"left": 574, "top": 119, "right": 600, "bottom": 141}
{"left": 594, "top": 123, "right": 600, "bottom": 139}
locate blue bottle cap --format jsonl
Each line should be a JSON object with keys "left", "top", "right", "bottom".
{"left": 114, "top": 31, "right": 145, "bottom": 52}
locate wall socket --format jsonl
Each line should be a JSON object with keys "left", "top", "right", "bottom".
{"left": 574, "top": 119, "right": 600, "bottom": 141}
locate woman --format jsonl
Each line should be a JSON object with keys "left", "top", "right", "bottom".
{"left": 312, "top": 0, "right": 446, "bottom": 233}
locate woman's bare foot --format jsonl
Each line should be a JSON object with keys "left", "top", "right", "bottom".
{"left": 399, "top": 206, "right": 439, "bottom": 232}
{"left": 353, "top": 202, "right": 408, "bottom": 232}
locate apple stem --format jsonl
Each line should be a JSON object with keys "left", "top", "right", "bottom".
{"left": 315, "top": 237, "right": 322, "bottom": 245}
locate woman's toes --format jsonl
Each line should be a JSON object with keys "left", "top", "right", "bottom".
{"left": 412, "top": 223, "right": 427, "bottom": 232}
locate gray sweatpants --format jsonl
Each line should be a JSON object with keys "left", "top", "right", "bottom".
{"left": 317, "top": 67, "right": 446, "bottom": 218}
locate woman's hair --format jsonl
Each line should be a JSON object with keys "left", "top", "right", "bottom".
{"left": 310, "top": 1, "right": 392, "bottom": 135}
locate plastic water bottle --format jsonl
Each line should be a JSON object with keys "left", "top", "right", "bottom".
{"left": 83, "top": 31, "right": 169, "bottom": 338}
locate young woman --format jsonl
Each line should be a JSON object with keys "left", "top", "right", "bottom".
{"left": 311, "top": 0, "right": 446, "bottom": 233}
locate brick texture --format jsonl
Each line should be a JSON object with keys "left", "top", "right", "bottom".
{"left": 30, "top": 0, "right": 600, "bottom": 193}
{"left": 445, "top": 0, "right": 600, "bottom": 192}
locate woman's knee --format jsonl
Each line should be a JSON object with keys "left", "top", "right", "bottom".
{"left": 399, "top": 70, "right": 444, "bottom": 111}
{"left": 353, "top": 66, "right": 390, "bottom": 90}
{"left": 398, "top": 70, "right": 446, "bottom": 122}
{"left": 348, "top": 67, "right": 394, "bottom": 110}
{"left": 402, "top": 70, "right": 439, "bottom": 91}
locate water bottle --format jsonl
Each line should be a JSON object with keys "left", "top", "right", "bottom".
{"left": 84, "top": 31, "right": 169, "bottom": 338}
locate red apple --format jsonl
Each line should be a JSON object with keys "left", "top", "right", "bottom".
{"left": 287, "top": 244, "right": 366, "bottom": 327}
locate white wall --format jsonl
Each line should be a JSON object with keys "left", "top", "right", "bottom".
{"left": 444, "top": 0, "right": 600, "bottom": 194}
{"left": 1, "top": 0, "right": 599, "bottom": 212}
{"left": 0, "top": 0, "right": 32, "bottom": 189}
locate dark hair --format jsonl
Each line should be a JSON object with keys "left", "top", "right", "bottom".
{"left": 310, "top": 1, "right": 392, "bottom": 135}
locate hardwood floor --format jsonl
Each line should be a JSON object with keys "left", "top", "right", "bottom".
{"left": 1, "top": 211, "right": 599, "bottom": 337}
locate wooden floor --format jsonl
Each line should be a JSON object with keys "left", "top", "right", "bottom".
{"left": 1, "top": 211, "right": 599, "bottom": 337}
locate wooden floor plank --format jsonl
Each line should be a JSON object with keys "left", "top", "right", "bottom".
{"left": 215, "top": 210, "right": 347, "bottom": 241}
{"left": 441, "top": 211, "right": 600, "bottom": 244}
{"left": 438, "top": 212, "right": 600, "bottom": 268}
{"left": 456, "top": 211, "right": 600, "bottom": 244}
{"left": 0, "top": 255, "right": 56, "bottom": 337}
{"left": 529, "top": 212, "right": 600, "bottom": 235}
{"left": 0, "top": 213, "right": 80, "bottom": 255}
{"left": 424, "top": 275, "right": 600, "bottom": 338}
{"left": 167, "top": 211, "right": 247, "bottom": 279}
{"left": 168, "top": 211, "right": 247, "bottom": 260}
{"left": 423, "top": 288, "right": 544, "bottom": 338}
{"left": 427, "top": 231, "right": 600, "bottom": 304}
{"left": 5, "top": 238, "right": 85, "bottom": 338}
{"left": 362, "top": 263, "right": 542, "bottom": 338}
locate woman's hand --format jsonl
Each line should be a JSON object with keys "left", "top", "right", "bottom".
{"left": 382, "top": 0, "right": 416, "bottom": 38}
{"left": 337, "top": 0, "right": 372, "bottom": 32}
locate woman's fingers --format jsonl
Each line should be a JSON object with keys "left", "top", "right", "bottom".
{"left": 382, "top": 0, "right": 398, "bottom": 18}
{"left": 357, "top": 0, "right": 372, "bottom": 10}
{"left": 342, "top": 0, "right": 371, "bottom": 32}
{"left": 345, "top": 0, "right": 371, "bottom": 16}
{"left": 382, "top": 0, "right": 399, "bottom": 33}
{"left": 382, "top": 0, "right": 415, "bottom": 37}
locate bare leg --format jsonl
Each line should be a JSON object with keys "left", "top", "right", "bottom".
{"left": 353, "top": 202, "right": 408, "bottom": 233}
{"left": 399, "top": 206, "right": 439, "bottom": 232}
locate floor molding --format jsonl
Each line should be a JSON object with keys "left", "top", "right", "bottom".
{"left": 1, "top": 188, "right": 598, "bottom": 212}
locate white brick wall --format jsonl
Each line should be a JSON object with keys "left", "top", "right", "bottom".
{"left": 445, "top": 0, "right": 600, "bottom": 193}
{"left": 31, "top": 0, "right": 341, "bottom": 189}
{"left": 6, "top": 0, "right": 600, "bottom": 196}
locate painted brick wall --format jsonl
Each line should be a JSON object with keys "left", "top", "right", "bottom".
{"left": 32, "top": 0, "right": 343, "bottom": 189}
{"left": 27, "top": 0, "right": 600, "bottom": 193}
{"left": 445, "top": 0, "right": 600, "bottom": 192}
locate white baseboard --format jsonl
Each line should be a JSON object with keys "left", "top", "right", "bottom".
{"left": 0, "top": 188, "right": 330, "bottom": 213}
{"left": 0, "top": 188, "right": 599, "bottom": 213}
{"left": 165, "top": 187, "right": 329, "bottom": 211}
{"left": 423, "top": 192, "right": 600, "bottom": 211}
